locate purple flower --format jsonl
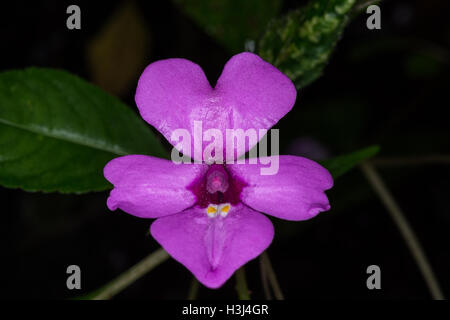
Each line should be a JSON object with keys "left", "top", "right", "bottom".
{"left": 104, "top": 53, "right": 333, "bottom": 288}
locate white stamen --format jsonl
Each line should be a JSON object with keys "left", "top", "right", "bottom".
{"left": 206, "top": 203, "right": 232, "bottom": 218}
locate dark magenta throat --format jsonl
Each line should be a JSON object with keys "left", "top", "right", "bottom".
{"left": 188, "top": 164, "right": 246, "bottom": 208}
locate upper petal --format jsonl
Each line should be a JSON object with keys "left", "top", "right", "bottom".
{"left": 150, "top": 204, "right": 274, "bottom": 288}
{"left": 104, "top": 155, "right": 207, "bottom": 218}
{"left": 135, "top": 57, "right": 213, "bottom": 159}
{"left": 135, "top": 52, "right": 296, "bottom": 162}
{"left": 215, "top": 52, "right": 297, "bottom": 132}
{"left": 227, "top": 155, "right": 333, "bottom": 221}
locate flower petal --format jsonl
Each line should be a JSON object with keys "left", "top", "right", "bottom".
{"left": 135, "top": 58, "right": 212, "bottom": 161}
{"left": 228, "top": 155, "right": 333, "bottom": 221}
{"left": 135, "top": 52, "right": 296, "bottom": 161}
{"left": 150, "top": 204, "right": 274, "bottom": 288}
{"left": 104, "top": 155, "right": 207, "bottom": 218}
{"left": 215, "top": 52, "right": 297, "bottom": 133}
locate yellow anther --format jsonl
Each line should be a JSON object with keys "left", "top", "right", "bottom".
{"left": 207, "top": 204, "right": 218, "bottom": 218}
{"left": 206, "top": 203, "right": 232, "bottom": 218}
{"left": 219, "top": 203, "right": 231, "bottom": 217}
{"left": 207, "top": 206, "right": 217, "bottom": 214}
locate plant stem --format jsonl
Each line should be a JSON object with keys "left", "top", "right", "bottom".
{"left": 370, "top": 155, "right": 450, "bottom": 166}
{"left": 259, "top": 255, "right": 272, "bottom": 300}
{"left": 187, "top": 277, "right": 200, "bottom": 300}
{"left": 235, "top": 267, "right": 251, "bottom": 300}
{"left": 92, "top": 247, "right": 170, "bottom": 300}
{"left": 261, "top": 252, "right": 284, "bottom": 300}
{"left": 360, "top": 162, "right": 444, "bottom": 300}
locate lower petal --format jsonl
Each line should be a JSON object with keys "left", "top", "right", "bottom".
{"left": 150, "top": 204, "right": 274, "bottom": 288}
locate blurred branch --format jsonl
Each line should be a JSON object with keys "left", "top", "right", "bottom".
{"left": 360, "top": 162, "right": 445, "bottom": 300}
{"left": 92, "top": 248, "right": 170, "bottom": 300}
{"left": 187, "top": 277, "right": 200, "bottom": 300}
{"left": 370, "top": 155, "right": 450, "bottom": 166}
{"left": 261, "top": 252, "right": 284, "bottom": 300}
{"left": 235, "top": 267, "right": 251, "bottom": 300}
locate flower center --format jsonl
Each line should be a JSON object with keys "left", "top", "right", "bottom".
{"left": 206, "top": 165, "right": 229, "bottom": 194}
{"left": 187, "top": 164, "right": 246, "bottom": 211}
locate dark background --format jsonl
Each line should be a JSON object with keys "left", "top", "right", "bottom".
{"left": 2, "top": 0, "right": 449, "bottom": 299}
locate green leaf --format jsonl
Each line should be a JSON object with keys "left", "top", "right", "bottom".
{"left": 258, "top": 0, "right": 356, "bottom": 88}
{"left": 173, "top": 0, "right": 281, "bottom": 53}
{"left": 0, "top": 68, "right": 166, "bottom": 193}
{"left": 320, "top": 145, "right": 380, "bottom": 179}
